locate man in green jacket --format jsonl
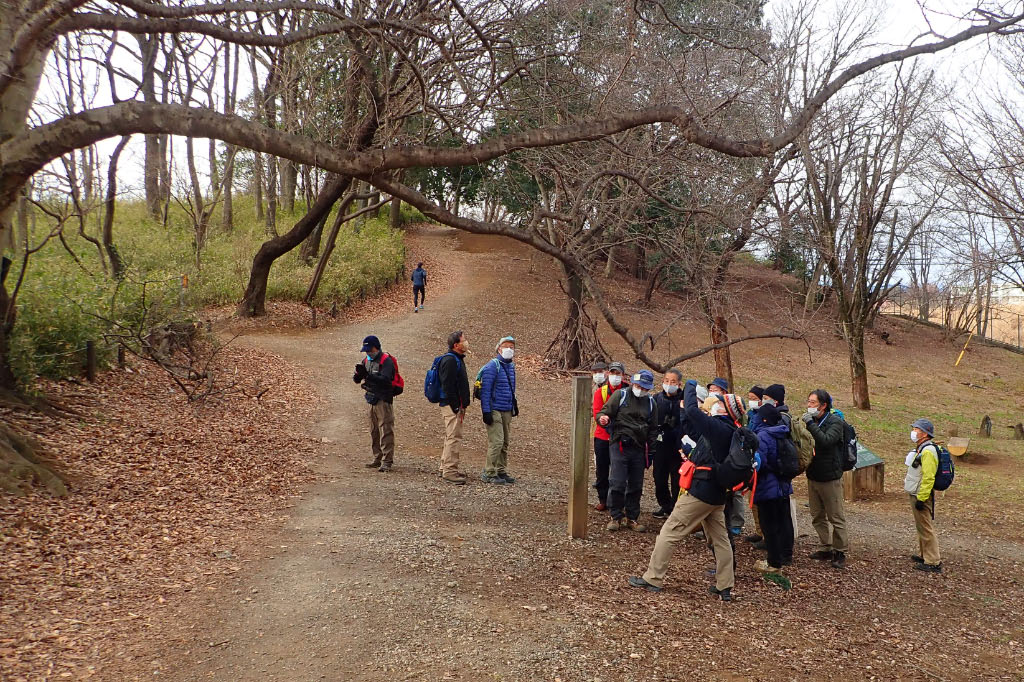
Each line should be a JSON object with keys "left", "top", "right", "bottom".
{"left": 904, "top": 418, "right": 942, "bottom": 572}
{"left": 802, "top": 389, "right": 848, "bottom": 569}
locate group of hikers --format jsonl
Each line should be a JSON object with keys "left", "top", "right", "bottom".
{"left": 352, "top": 329, "right": 951, "bottom": 603}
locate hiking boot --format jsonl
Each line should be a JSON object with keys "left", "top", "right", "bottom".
{"left": 378, "top": 464, "right": 392, "bottom": 473}
{"left": 594, "top": 502, "right": 607, "bottom": 512}
{"left": 830, "top": 551, "right": 846, "bottom": 569}
{"left": 810, "top": 549, "right": 833, "bottom": 561}
{"left": 606, "top": 517, "right": 623, "bottom": 532}
{"left": 652, "top": 508, "right": 671, "bottom": 520}
{"left": 624, "top": 518, "right": 646, "bottom": 532}
{"left": 744, "top": 533, "right": 763, "bottom": 543}
{"left": 497, "top": 472, "right": 516, "bottom": 484}
{"left": 365, "top": 461, "right": 382, "bottom": 468}
{"left": 627, "top": 576, "right": 662, "bottom": 593}
{"left": 914, "top": 562, "right": 942, "bottom": 573}
{"left": 729, "top": 526, "right": 743, "bottom": 538}
{"left": 910, "top": 554, "right": 925, "bottom": 564}
{"left": 754, "top": 559, "right": 783, "bottom": 574}
{"left": 480, "top": 473, "right": 507, "bottom": 485}
{"left": 708, "top": 586, "right": 733, "bottom": 602}
{"left": 752, "top": 540, "right": 767, "bottom": 551}
{"left": 442, "top": 473, "right": 466, "bottom": 485}
{"left": 692, "top": 530, "right": 706, "bottom": 541}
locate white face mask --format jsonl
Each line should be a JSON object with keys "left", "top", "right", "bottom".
{"left": 631, "top": 385, "right": 646, "bottom": 398}
{"left": 499, "top": 347, "right": 514, "bottom": 360}
{"left": 749, "top": 399, "right": 760, "bottom": 409}
{"left": 663, "top": 384, "right": 679, "bottom": 395}
{"left": 608, "top": 375, "right": 622, "bottom": 387}
{"left": 806, "top": 406, "right": 819, "bottom": 416}
{"left": 593, "top": 372, "right": 606, "bottom": 384}
{"left": 910, "top": 429, "right": 919, "bottom": 442}
{"left": 762, "top": 397, "right": 776, "bottom": 407}
{"left": 711, "top": 404, "right": 727, "bottom": 417}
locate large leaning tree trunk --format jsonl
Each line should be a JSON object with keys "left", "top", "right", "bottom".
{"left": 545, "top": 265, "right": 607, "bottom": 370}
{"left": 237, "top": 175, "right": 351, "bottom": 316}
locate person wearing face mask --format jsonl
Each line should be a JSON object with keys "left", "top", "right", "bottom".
{"left": 904, "top": 419, "right": 942, "bottom": 572}
{"left": 352, "top": 335, "right": 397, "bottom": 472}
{"left": 651, "top": 369, "right": 685, "bottom": 519}
{"left": 761, "top": 383, "right": 801, "bottom": 545}
{"left": 592, "top": 361, "right": 627, "bottom": 510}
{"left": 802, "top": 389, "right": 849, "bottom": 569}
{"left": 707, "top": 377, "right": 729, "bottom": 396}
{"left": 746, "top": 386, "right": 766, "bottom": 431}
{"left": 596, "top": 369, "right": 659, "bottom": 531}
{"left": 480, "top": 336, "right": 518, "bottom": 484}
{"left": 628, "top": 380, "right": 742, "bottom": 601}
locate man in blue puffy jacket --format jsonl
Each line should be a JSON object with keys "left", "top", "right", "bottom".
{"left": 751, "top": 403, "right": 794, "bottom": 573}
{"left": 480, "top": 336, "right": 518, "bottom": 484}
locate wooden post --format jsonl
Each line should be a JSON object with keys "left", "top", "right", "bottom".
{"left": 85, "top": 341, "right": 97, "bottom": 382}
{"left": 568, "top": 375, "right": 591, "bottom": 539}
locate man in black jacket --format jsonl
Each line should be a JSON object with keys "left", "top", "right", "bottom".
{"left": 628, "top": 379, "right": 739, "bottom": 601}
{"left": 353, "top": 335, "right": 396, "bottom": 472}
{"left": 652, "top": 369, "right": 684, "bottom": 518}
{"left": 803, "top": 389, "right": 849, "bottom": 569}
{"left": 437, "top": 331, "right": 471, "bottom": 484}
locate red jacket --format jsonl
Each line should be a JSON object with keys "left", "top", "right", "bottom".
{"left": 592, "top": 384, "right": 615, "bottom": 440}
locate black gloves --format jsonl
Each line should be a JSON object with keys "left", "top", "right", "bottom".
{"left": 482, "top": 411, "right": 494, "bottom": 426}
{"left": 914, "top": 499, "right": 926, "bottom": 511}
{"left": 354, "top": 363, "right": 368, "bottom": 380}
{"left": 451, "top": 404, "right": 460, "bottom": 415}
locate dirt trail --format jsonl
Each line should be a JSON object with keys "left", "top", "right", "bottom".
{"left": 125, "top": 229, "right": 1023, "bottom": 682}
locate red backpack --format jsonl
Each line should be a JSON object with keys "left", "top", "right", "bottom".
{"left": 367, "top": 352, "right": 405, "bottom": 396}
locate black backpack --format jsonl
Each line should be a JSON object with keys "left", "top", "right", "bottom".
{"left": 716, "top": 426, "right": 759, "bottom": 491}
{"left": 775, "top": 434, "right": 801, "bottom": 480}
{"left": 840, "top": 419, "right": 858, "bottom": 472}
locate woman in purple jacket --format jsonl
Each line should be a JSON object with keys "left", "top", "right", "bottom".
{"left": 752, "top": 403, "right": 795, "bottom": 573}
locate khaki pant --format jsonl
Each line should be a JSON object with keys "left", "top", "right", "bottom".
{"left": 642, "top": 493, "right": 735, "bottom": 591}
{"left": 440, "top": 406, "right": 465, "bottom": 476}
{"left": 484, "top": 410, "right": 513, "bottom": 476}
{"left": 911, "top": 495, "right": 941, "bottom": 566}
{"left": 368, "top": 400, "right": 395, "bottom": 466}
{"left": 807, "top": 478, "right": 848, "bottom": 552}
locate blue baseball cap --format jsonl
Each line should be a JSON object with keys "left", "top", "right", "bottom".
{"left": 360, "top": 335, "right": 381, "bottom": 352}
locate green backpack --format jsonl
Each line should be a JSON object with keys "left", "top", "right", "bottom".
{"left": 782, "top": 413, "right": 815, "bottom": 475}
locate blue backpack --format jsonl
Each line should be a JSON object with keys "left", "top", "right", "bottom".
{"left": 932, "top": 443, "right": 955, "bottom": 491}
{"left": 424, "top": 352, "right": 460, "bottom": 403}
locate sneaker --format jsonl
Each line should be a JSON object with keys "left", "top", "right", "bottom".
{"left": 910, "top": 555, "right": 925, "bottom": 564}
{"left": 693, "top": 530, "right": 706, "bottom": 541}
{"left": 652, "top": 508, "right": 670, "bottom": 520}
{"left": 744, "top": 533, "right": 763, "bottom": 543}
{"left": 729, "top": 527, "right": 743, "bottom": 538}
{"left": 810, "top": 549, "right": 833, "bottom": 561}
{"left": 481, "top": 473, "right": 508, "bottom": 485}
{"left": 594, "top": 502, "right": 607, "bottom": 512}
{"left": 914, "top": 562, "right": 942, "bottom": 573}
{"left": 606, "top": 518, "right": 623, "bottom": 532}
{"left": 442, "top": 474, "right": 466, "bottom": 485}
{"left": 627, "top": 576, "right": 662, "bottom": 593}
{"left": 365, "top": 461, "right": 382, "bottom": 468}
{"left": 414, "top": 307, "right": 419, "bottom": 313}
{"left": 624, "top": 518, "right": 646, "bottom": 532}
{"left": 830, "top": 551, "right": 846, "bottom": 569}
{"left": 497, "top": 473, "right": 516, "bottom": 484}
{"left": 708, "top": 586, "right": 733, "bottom": 602}
{"left": 378, "top": 464, "right": 392, "bottom": 473}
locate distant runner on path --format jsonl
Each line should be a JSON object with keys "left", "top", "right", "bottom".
{"left": 412, "top": 262, "right": 427, "bottom": 312}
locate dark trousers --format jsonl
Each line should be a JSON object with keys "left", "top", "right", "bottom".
{"left": 757, "top": 496, "right": 795, "bottom": 568}
{"left": 593, "top": 437, "right": 610, "bottom": 505}
{"left": 413, "top": 285, "right": 425, "bottom": 306}
{"left": 608, "top": 442, "right": 646, "bottom": 521}
{"left": 652, "top": 442, "right": 681, "bottom": 512}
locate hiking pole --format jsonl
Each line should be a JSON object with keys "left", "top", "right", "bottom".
{"left": 954, "top": 332, "right": 974, "bottom": 367}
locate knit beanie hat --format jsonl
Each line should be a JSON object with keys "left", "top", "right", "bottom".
{"left": 749, "top": 385, "right": 765, "bottom": 399}
{"left": 759, "top": 403, "right": 782, "bottom": 426}
{"left": 764, "top": 384, "right": 786, "bottom": 405}
{"left": 722, "top": 394, "right": 746, "bottom": 422}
